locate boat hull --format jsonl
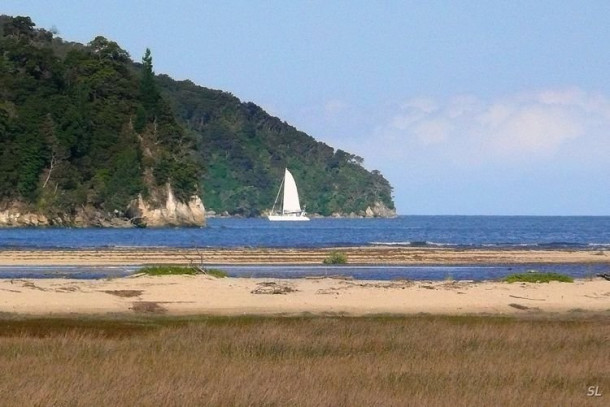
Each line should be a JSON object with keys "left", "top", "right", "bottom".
{"left": 267, "top": 213, "right": 310, "bottom": 221}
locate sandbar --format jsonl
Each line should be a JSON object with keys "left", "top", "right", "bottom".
{"left": 1, "top": 247, "right": 609, "bottom": 265}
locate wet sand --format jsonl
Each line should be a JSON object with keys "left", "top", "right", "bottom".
{"left": 0, "top": 247, "right": 609, "bottom": 265}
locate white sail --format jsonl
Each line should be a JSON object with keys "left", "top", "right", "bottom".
{"left": 268, "top": 168, "right": 309, "bottom": 221}
{"left": 282, "top": 169, "right": 301, "bottom": 213}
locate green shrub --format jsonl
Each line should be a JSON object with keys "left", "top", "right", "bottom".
{"left": 503, "top": 272, "right": 573, "bottom": 283}
{"left": 139, "top": 266, "right": 199, "bottom": 276}
{"left": 206, "top": 268, "right": 228, "bottom": 278}
{"left": 323, "top": 251, "right": 348, "bottom": 265}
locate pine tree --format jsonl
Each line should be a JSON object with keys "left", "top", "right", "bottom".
{"left": 140, "top": 48, "right": 160, "bottom": 119}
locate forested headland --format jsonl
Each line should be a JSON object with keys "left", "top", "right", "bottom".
{"left": 0, "top": 16, "right": 395, "bottom": 226}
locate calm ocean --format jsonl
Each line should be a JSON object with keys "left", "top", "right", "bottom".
{"left": 1, "top": 216, "right": 609, "bottom": 280}
{"left": 1, "top": 216, "right": 609, "bottom": 249}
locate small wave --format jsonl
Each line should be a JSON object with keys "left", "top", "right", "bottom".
{"left": 369, "top": 241, "right": 413, "bottom": 247}
{"left": 424, "top": 242, "right": 459, "bottom": 247}
{"left": 588, "top": 243, "right": 610, "bottom": 248}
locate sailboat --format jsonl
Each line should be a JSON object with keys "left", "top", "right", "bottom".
{"left": 268, "top": 168, "right": 310, "bottom": 221}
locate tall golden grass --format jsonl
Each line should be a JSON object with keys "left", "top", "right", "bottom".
{"left": 0, "top": 315, "right": 608, "bottom": 406}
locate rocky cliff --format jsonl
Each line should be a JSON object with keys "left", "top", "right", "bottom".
{"left": 0, "top": 185, "right": 205, "bottom": 227}
{"left": 365, "top": 201, "right": 397, "bottom": 218}
{"left": 329, "top": 201, "right": 397, "bottom": 218}
{"left": 127, "top": 184, "right": 205, "bottom": 227}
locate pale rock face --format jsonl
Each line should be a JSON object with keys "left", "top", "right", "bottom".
{"left": 0, "top": 209, "right": 49, "bottom": 226}
{"left": 364, "top": 201, "right": 397, "bottom": 218}
{"left": 0, "top": 184, "right": 205, "bottom": 227}
{"left": 131, "top": 184, "right": 205, "bottom": 227}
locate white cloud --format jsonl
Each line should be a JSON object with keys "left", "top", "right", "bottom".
{"left": 484, "top": 104, "right": 582, "bottom": 155}
{"left": 372, "top": 88, "right": 610, "bottom": 165}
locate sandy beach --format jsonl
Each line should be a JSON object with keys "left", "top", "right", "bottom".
{"left": 1, "top": 274, "right": 608, "bottom": 316}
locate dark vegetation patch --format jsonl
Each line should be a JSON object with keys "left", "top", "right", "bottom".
{"left": 103, "top": 290, "right": 143, "bottom": 298}
{"left": 131, "top": 301, "right": 167, "bottom": 314}
{"left": 0, "top": 317, "right": 158, "bottom": 338}
{"left": 322, "top": 251, "right": 348, "bottom": 264}
{"left": 504, "top": 272, "right": 574, "bottom": 283}
{"left": 139, "top": 266, "right": 199, "bottom": 276}
{"left": 0, "top": 16, "right": 199, "bottom": 219}
{"left": 0, "top": 314, "right": 606, "bottom": 340}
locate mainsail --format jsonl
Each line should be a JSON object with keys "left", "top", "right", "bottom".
{"left": 282, "top": 169, "right": 301, "bottom": 214}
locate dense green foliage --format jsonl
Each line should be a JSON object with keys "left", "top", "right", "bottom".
{"left": 138, "top": 265, "right": 200, "bottom": 276}
{"left": 0, "top": 16, "right": 198, "bottom": 219}
{"left": 138, "top": 265, "right": 227, "bottom": 277}
{"left": 503, "top": 272, "right": 574, "bottom": 283}
{"left": 158, "top": 77, "right": 394, "bottom": 216}
{"left": 323, "top": 251, "right": 348, "bottom": 264}
{"left": 0, "top": 15, "right": 394, "bottom": 220}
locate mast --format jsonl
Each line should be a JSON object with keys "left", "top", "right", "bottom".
{"left": 271, "top": 170, "right": 285, "bottom": 215}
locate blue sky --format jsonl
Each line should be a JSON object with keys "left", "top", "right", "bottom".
{"left": 4, "top": 1, "right": 610, "bottom": 215}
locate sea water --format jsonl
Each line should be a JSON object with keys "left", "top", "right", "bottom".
{"left": 1, "top": 216, "right": 609, "bottom": 280}
{"left": 1, "top": 216, "right": 609, "bottom": 249}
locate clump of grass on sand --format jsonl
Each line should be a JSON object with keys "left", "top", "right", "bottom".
{"left": 139, "top": 265, "right": 228, "bottom": 278}
{"left": 504, "top": 271, "right": 574, "bottom": 283}
{"left": 205, "top": 268, "right": 228, "bottom": 278}
{"left": 139, "top": 266, "right": 199, "bottom": 276}
{"left": 323, "top": 251, "right": 348, "bottom": 264}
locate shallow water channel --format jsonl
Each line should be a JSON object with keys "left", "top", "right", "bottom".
{"left": 0, "top": 263, "right": 607, "bottom": 281}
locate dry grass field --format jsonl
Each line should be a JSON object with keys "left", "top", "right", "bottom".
{"left": 0, "top": 314, "right": 608, "bottom": 406}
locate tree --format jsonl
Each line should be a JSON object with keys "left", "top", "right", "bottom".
{"left": 3, "top": 16, "right": 35, "bottom": 40}
{"left": 41, "top": 114, "right": 69, "bottom": 189}
{"left": 140, "top": 48, "right": 160, "bottom": 117}
{"left": 88, "top": 36, "right": 129, "bottom": 62}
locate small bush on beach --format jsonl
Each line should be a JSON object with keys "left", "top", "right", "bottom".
{"left": 139, "top": 265, "right": 228, "bottom": 278}
{"left": 503, "top": 271, "right": 574, "bottom": 283}
{"left": 139, "top": 266, "right": 199, "bottom": 276}
{"left": 323, "top": 251, "right": 348, "bottom": 264}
